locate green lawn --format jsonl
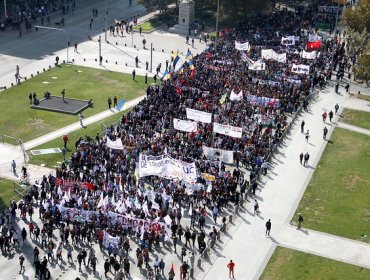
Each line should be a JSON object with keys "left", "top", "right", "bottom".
{"left": 293, "top": 128, "right": 370, "bottom": 241}
{"left": 28, "top": 109, "right": 130, "bottom": 168}
{"left": 261, "top": 246, "right": 370, "bottom": 280}
{"left": 134, "top": 20, "right": 163, "bottom": 32}
{"left": 340, "top": 108, "right": 370, "bottom": 130}
{"left": 0, "top": 64, "right": 145, "bottom": 142}
{"left": 0, "top": 178, "right": 18, "bottom": 210}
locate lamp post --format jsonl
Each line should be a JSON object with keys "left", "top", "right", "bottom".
{"left": 215, "top": 0, "right": 220, "bottom": 50}
{"left": 334, "top": 0, "right": 340, "bottom": 36}
{"left": 35, "top": 25, "right": 70, "bottom": 63}
{"left": 104, "top": 0, "right": 107, "bottom": 41}
{"left": 3, "top": 0, "right": 7, "bottom": 18}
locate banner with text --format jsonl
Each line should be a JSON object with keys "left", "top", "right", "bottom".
{"left": 291, "top": 64, "right": 310, "bottom": 75}
{"left": 139, "top": 154, "right": 197, "bottom": 182}
{"left": 186, "top": 108, "right": 212, "bottom": 123}
{"left": 106, "top": 137, "right": 124, "bottom": 150}
{"left": 301, "top": 50, "right": 317, "bottom": 59}
{"left": 173, "top": 118, "right": 197, "bottom": 132}
{"left": 261, "top": 49, "right": 287, "bottom": 63}
{"left": 213, "top": 123, "right": 243, "bottom": 138}
{"left": 203, "top": 146, "right": 234, "bottom": 163}
{"left": 235, "top": 41, "right": 251, "bottom": 51}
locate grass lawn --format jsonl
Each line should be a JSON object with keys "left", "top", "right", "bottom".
{"left": 260, "top": 246, "right": 370, "bottom": 280}
{"left": 340, "top": 109, "right": 370, "bottom": 129}
{"left": 28, "top": 109, "right": 130, "bottom": 168}
{"left": 0, "top": 178, "right": 18, "bottom": 210}
{"left": 134, "top": 20, "right": 163, "bottom": 32}
{"left": 0, "top": 64, "right": 146, "bottom": 142}
{"left": 340, "top": 108, "right": 370, "bottom": 130}
{"left": 357, "top": 95, "right": 370, "bottom": 102}
{"left": 293, "top": 128, "right": 370, "bottom": 241}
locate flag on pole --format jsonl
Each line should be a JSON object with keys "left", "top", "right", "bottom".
{"left": 161, "top": 70, "right": 171, "bottom": 81}
{"left": 117, "top": 99, "right": 128, "bottom": 111}
{"left": 173, "top": 55, "right": 180, "bottom": 68}
{"left": 97, "top": 192, "right": 104, "bottom": 208}
{"left": 219, "top": 93, "right": 227, "bottom": 105}
{"left": 190, "top": 68, "right": 195, "bottom": 79}
{"left": 185, "top": 50, "right": 193, "bottom": 62}
{"left": 175, "top": 86, "right": 182, "bottom": 95}
{"left": 77, "top": 196, "right": 82, "bottom": 206}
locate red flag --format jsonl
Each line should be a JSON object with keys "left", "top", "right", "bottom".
{"left": 207, "top": 52, "right": 211, "bottom": 60}
{"left": 175, "top": 86, "right": 182, "bottom": 95}
{"left": 190, "top": 69, "right": 195, "bottom": 79}
{"left": 170, "top": 263, "right": 174, "bottom": 272}
{"left": 80, "top": 182, "right": 95, "bottom": 190}
{"left": 306, "top": 40, "right": 320, "bottom": 50}
{"left": 180, "top": 78, "right": 186, "bottom": 85}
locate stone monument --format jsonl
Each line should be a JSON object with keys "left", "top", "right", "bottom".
{"left": 169, "top": 0, "right": 195, "bottom": 35}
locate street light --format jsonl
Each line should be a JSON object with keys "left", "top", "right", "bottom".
{"left": 104, "top": 0, "right": 107, "bottom": 41}
{"left": 215, "top": 0, "right": 220, "bottom": 49}
{"left": 3, "top": 0, "right": 7, "bottom": 18}
{"left": 35, "top": 25, "right": 70, "bottom": 63}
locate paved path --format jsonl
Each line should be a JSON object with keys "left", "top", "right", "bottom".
{"left": 337, "top": 122, "right": 370, "bottom": 136}
{"left": 23, "top": 95, "right": 146, "bottom": 150}
{"left": 201, "top": 81, "right": 370, "bottom": 280}
{"left": 1, "top": 2, "right": 370, "bottom": 279}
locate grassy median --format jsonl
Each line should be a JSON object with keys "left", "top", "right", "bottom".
{"left": 0, "top": 64, "right": 145, "bottom": 142}
{"left": 261, "top": 246, "right": 370, "bottom": 280}
{"left": 293, "top": 128, "right": 370, "bottom": 241}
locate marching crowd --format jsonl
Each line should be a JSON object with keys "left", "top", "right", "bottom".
{"left": 0, "top": 1, "right": 349, "bottom": 279}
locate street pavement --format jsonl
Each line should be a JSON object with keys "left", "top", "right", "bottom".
{"left": 1, "top": 2, "right": 370, "bottom": 280}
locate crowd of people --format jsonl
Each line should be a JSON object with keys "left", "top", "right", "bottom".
{"left": 0, "top": 1, "right": 350, "bottom": 279}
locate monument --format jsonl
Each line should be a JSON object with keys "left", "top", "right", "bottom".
{"left": 169, "top": 0, "right": 195, "bottom": 35}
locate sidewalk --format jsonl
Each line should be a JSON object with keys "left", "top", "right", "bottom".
{"left": 201, "top": 81, "right": 370, "bottom": 279}
{"left": 337, "top": 122, "right": 370, "bottom": 136}
{"left": 23, "top": 95, "right": 146, "bottom": 150}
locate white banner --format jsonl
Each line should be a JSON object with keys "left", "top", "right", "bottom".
{"left": 139, "top": 154, "right": 197, "bottom": 182}
{"left": 235, "top": 41, "right": 250, "bottom": 51}
{"left": 106, "top": 137, "right": 124, "bottom": 150}
{"left": 103, "top": 231, "right": 121, "bottom": 248}
{"left": 261, "top": 49, "right": 287, "bottom": 63}
{"left": 301, "top": 50, "right": 317, "bottom": 60}
{"left": 173, "top": 118, "right": 197, "bottom": 132}
{"left": 230, "top": 90, "right": 243, "bottom": 101}
{"left": 308, "top": 33, "right": 321, "bottom": 42}
{"left": 213, "top": 123, "right": 243, "bottom": 138}
{"left": 203, "top": 146, "right": 234, "bottom": 163}
{"left": 248, "top": 61, "right": 266, "bottom": 71}
{"left": 291, "top": 64, "right": 310, "bottom": 75}
{"left": 186, "top": 108, "right": 212, "bottom": 123}
{"left": 281, "top": 36, "right": 295, "bottom": 45}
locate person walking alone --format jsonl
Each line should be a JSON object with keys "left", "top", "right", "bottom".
{"left": 299, "top": 152, "right": 304, "bottom": 164}
{"left": 301, "top": 120, "right": 305, "bottom": 133}
{"left": 305, "top": 130, "right": 310, "bottom": 142}
{"left": 297, "top": 213, "right": 304, "bottom": 230}
{"left": 227, "top": 260, "right": 235, "bottom": 279}
{"left": 265, "top": 219, "right": 271, "bottom": 237}
{"left": 323, "top": 127, "right": 328, "bottom": 139}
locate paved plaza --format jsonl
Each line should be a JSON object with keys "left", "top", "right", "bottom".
{"left": 0, "top": 1, "right": 370, "bottom": 280}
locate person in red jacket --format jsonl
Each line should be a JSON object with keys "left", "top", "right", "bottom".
{"left": 227, "top": 260, "right": 235, "bottom": 279}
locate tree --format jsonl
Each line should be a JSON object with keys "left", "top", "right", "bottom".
{"left": 346, "top": 28, "right": 368, "bottom": 58}
{"left": 341, "top": 0, "right": 370, "bottom": 33}
{"left": 353, "top": 42, "right": 370, "bottom": 86}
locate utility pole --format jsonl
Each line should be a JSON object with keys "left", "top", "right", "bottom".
{"left": 150, "top": 43, "right": 153, "bottom": 72}
{"left": 3, "top": 0, "right": 7, "bottom": 18}
{"left": 35, "top": 25, "right": 69, "bottom": 63}
{"left": 215, "top": 0, "right": 220, "bottom": 50}
{"left": 104, "top": 0, "right": 107, "bottom": 41}
{"left": 99, "top": 35, "right": 102, "bottom": 65}
{"left": 334, "top": 0, "right": 340, "bottom": 36}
